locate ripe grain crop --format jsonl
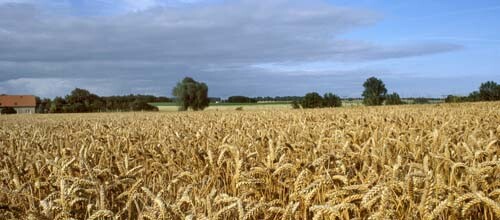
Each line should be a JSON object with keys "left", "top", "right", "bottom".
{"left": 0, "top": 102, "right": 499, "bottom": 219}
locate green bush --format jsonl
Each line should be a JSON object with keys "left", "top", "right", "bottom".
{"left": 301, "top": 92, "right": 324, "bottom": 108}
{"left": 1, "top": 107, "right": 17, "bottom": 114}
{"left": 385, "top": 93, "right": 403, "bottom": 105}
{"left": 322, "top": 93, "right": 342, "bottom": 107}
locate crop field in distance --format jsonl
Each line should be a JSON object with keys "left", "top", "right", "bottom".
{"left": 151, "top": 102, "right": 293, "bottom": 112}
{"left": 150, "top": 99, "right": 444, "bottom": 111}
{"left": 0, "top": 102, "right": 499, "bottom": 219}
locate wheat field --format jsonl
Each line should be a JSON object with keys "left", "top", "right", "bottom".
{"left": 0, "top": 102, "right": 499, "bottom": 219}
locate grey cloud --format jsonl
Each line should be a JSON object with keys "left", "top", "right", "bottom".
{"left": 1, "top": 66, "right": 488, "bottom": 98}
{"left": 0, "top": 0, "right": 463, "bottom": 97}
{"left": 0, "top": 1, "right": 459, "bottom": 64}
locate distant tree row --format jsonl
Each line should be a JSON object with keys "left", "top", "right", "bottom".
{"left": 172, "top": 76, "right": 500, "bottom": 112}
{"left": 213, "top": 96, "right": 303, "bottom": 103}
{"left": 362, "top": 77, "right": 500, "bottom": 105}
{"left": 361, "top": 77, "right": 435, "bottom": 105}
{"left": 291, "top": 92, "right": 342, "bottom": 109}
{"left": 171, "top": 77, "right": 343, "bottom": 110}
{"left": 287, "top": 77, "right": 434, "bottom": 108}
{"left": 445, "top": 81, "right": 500, "bottom": 103}
{"left": 36, "top": 88, "right": 169, "bottom": 113}
{"left": 31, "top": 77, "right": 499, "bottom": 114}
{"left": 227, "top": 96, "right": 257, "bottom": 103}
{"left": 253, "top": 96, "right": 303, "bottom": 102}
{"left": 181, "top": 96, "right": 302, "bottom": 104}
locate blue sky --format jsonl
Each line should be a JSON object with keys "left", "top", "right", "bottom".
{"left": 0, "top": 0, "right": 498, "bottom": 98}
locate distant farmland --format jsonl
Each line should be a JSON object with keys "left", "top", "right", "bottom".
{"left": 150, "top": 101, "right": 293, "bottom": 111}
{"left": 149, "top": 99, "right": 444, "bottom": 111}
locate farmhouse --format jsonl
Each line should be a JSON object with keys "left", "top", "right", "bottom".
{"left": 0, "top": 95, "right": 36, "bottom": 114}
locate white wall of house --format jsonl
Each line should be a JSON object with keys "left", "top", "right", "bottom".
{"left": 15, "top": 107, "right": 35, "bottom": 114}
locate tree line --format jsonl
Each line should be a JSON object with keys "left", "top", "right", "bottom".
{"left": 24, "top": 77, "right": 500, "bottom": 113}
{"left": 288, "top": 77, "right": 500, "bottom": 109}
{"left": 445, "top": 81, "right": 500, "bottom": 103}
{"left": 171, "top": 76, "right": 500, "bottom": 111}
{"left": 359, "top": 77, "right": 500, "bottom": 106}
{"left": 222, "top": 96, "right": 303, "bottom": 103}
{"left": 288, "top": 77, "right": 387, "bottom": 109}
{"left": 35, "top": 88, "right": 170, "bottom": 113}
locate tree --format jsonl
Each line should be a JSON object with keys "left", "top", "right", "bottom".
{"left": 130, "top": 100, "right": 158, "bottom": 111}
{"left": 37, "top": 98, "right": 52, "bottom": 113}
{"left": 322, "top": 93, "right": 342, "bottom": 107}
{"left": 467, "top": 91, "right": 480, "bottom": 102}
{"left": 50, "top": 97, "right": 66, "bottom": 113}
{"left": 362, "top": 77, "right": 387, "bottom": 106}
{"left": 35, "top": 96, "right": 42, "bottom": 113}
{"left": 291, "top": 100, "right": 300, "bottom": 109}
{"left": 101, "top": 94, "right": 170, "bottom": 112}
{"left": 385, "top": 92, "right": 403, "bottom": 105}
{"left": 1, "top": 107, "right": 17, "bottom": 114}
{"left": 479, "top": 81, "right": 500, "bottom": 101}
{"left": 65, "top": 88, "right": 101, "bottom": 112}
{"left": 172, "top": 77, "right": 209, "bottom": 111}
{"left": 301, "top": 92, "right": 323, "bottom": 108}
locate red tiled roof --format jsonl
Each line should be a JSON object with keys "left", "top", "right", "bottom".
{"left": 0, "top": 95, "right": 36, "bottom": 107}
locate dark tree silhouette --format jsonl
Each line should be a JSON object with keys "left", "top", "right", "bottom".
{"left": 1, "top": 107, "right": 17, "bottom": 114}
{"left": 301, "top": 92, "right": 324, "bottom": 108}
{"left": 362, "top": 77, "right": 387, "bottom": 106}
{"left": 479, "top": 81, "right": 500, "bottom": 101}
{"left": 172, "top": 77, "right": 209, "bottom": 111}
{"left": 323, "top": 93, "right": 342, "bottom": 107}
{"left": 385, "top": 92, "right": 403, "bottom": 105}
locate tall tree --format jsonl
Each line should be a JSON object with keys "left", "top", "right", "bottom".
{"left": 172, "top": 77, "right": 209, "bottom": 111}
{"left": 65, "top": 88, "right": 101, "bottom": 112}
{"left": 50, "top": 97, "right": 66, "bottom": 113}
{"left": 35, "top": 96, "right": 42, "bottom": 113}
{"left": 37, "top": 98, "right": 52, "bottom": 113}
{"left": 362, "top": 77, "right": 387, "bottom": 106}
{"left": 479, "top": 81, "right": 500, "bottom": 101}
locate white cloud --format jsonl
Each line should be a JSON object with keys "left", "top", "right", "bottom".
{"left": 0, "top": 78, "right": 74, "bottom": 97}
{"left": 0, "top": 77, "right": 132, "bottom": 97}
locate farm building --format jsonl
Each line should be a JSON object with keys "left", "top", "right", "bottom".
{"left": 0, "top": 95, "right": 36, "bottom": 114}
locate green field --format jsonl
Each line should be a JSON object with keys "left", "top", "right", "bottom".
{"left": 150, "top": 101, "right": 291, "bottom": 106}
{"left": 149, "top": 99, "right": 444, "bottom": 111}
{"left": 150, "top": 101, "right": 360, "bottom": 111}
{"left": 150, "top": 102, "right": 292, "bottom": 111}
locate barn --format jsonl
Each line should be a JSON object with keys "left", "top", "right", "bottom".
{"left": 0, "top": 95, "right": 36, "bottom": 114}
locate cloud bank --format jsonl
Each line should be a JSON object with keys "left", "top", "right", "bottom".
{"left": 0, "top": 0, "right": 462, "bottom": 97}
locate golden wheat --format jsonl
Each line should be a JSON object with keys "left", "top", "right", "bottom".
{"left": 0, "top": 102, "right": 499, "bottom": 219}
